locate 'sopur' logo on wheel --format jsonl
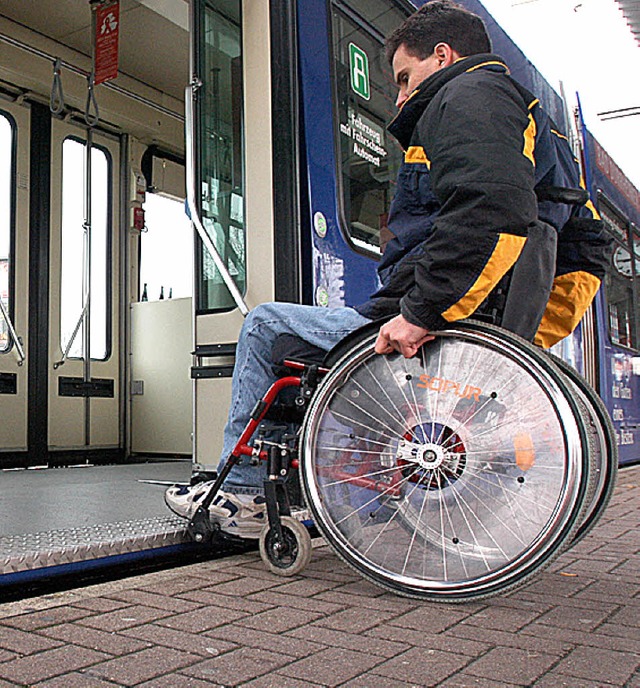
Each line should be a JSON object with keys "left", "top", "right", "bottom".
{"left": 416, "top": 374, "right": 481, "bottom": 402}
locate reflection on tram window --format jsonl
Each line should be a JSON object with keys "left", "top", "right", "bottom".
{"left": 331, "top": 0, "right": 406, "bottom": 255}
{"left": 140, "top": 193, "right": 193, "bottom": 301}
{"left": 60, "top": 138, "right": 110, "bottom": 360}
{"left": 0, "top": 113, "right": 13, "bottom": 352}
{"left": 602, "top": 201, "right": 639, "bottom": 350}
{"left": 195, "top": 0, "right": 246, "bottom": 313}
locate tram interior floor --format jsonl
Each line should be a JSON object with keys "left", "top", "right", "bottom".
{"left": 0, "top": 459, "right": 191, "bottom": 537}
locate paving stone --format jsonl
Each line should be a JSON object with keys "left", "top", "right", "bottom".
{"left": 607, "top": 603, "right": 640, "bottom": 628}
{"left": 206, "top": 624, "right": 323, "bottom": 659}
{"left": 204, "top": 575, "right": 285, "bottom": 597}
{"left": 289, "top": 623, "right": 409, "bottom": 658}
{"left": 438, "top": 674, "right": 522, "bottom": 687}
{"left": 312, "top": 606, "right": 403, "bottom": 633}
{"left": 533, "top": 603, "right": 616, "bottom": 631}
{"left": 463, "top": 646, "right": 559, "bottom": 685}
{"left": 373, "top": 646, "right": 469, "bottom": 686}
{"left": 155, "top": 605, "right": 248, "bottom": 633}
{"left": 533, "top": 672, "right": 615, "bottom": 687}
{"left": 123, "top": 622, "right": 237, "bottom": 657}
{"left": 315, "top": 589, "right": 416, "bottom": 612}
{"left": 340, "top": 673, "right": 426, "bottom": 688}
{"left": 237, "top": 606, "right": 323, "bottom": 633}
{"left": 0, "top": 649, "right": 15, "bottom": 663}
{"left": 182, "top": 646, "right": 294, "bottom": 685}
{"left": 448, "top": 623, "right": 567, "bottom": 657}
{"left": 136, "top": 570, "right": 240, "bottom": 595}
{"left": 456, "top": 604, "right": 542, "bottom": 632}
{"left": 32, "top": 672, "right": 122, "bottom": 688}
{"left": 0, "top": 606, "right": 95, "bottom": 631}
{"left": 71, "top": 597, "right": 132, "bottom": 613}
{"left": 278, "top": 646, "right": 384, "bottom": 687}
{"left": 180, "top": 588, "right": 275, "bottom": 614}
{"left": 77, "top": 604, "right": 174, "bottom": 632}
{"left": 86, "top": 645, "right": 201, "bottom": 686}
{"left": 137, "top": 675, "right": 226, "bottom": 688}
{"left": 249, "top": 590, "right": 345, "bottom": 615}
{"left": 365, "top": 626, "right": 491, "bottom": 657}
{"left": 388, "top": 605, "right": 472, "bottom": 634}
{"left": 0, "top": 625, "right": 62, "bottom": 654}
{"left": 38, "top": 622, "right": 151, "bottom": 655}
{"left": 0, "top": 645, "right": 109, "bottom": 685}
{"left": 103, "top": 589, "right": 203, "bottom": 613}
{"left": 268, "top": 577, "right": 341, "bottom": 598}
{"left": 521, "top": 619, "right": 640, "bottom": 653}
{"left": 550, "top": 645, "right": 640, "bottom": 685}
{"left": 240, "top": 673, "right": 325, "bottom": 688}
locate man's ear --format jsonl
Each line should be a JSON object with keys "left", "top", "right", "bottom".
{"left": 433, "top": 42, "right": 459, "bottom": 67}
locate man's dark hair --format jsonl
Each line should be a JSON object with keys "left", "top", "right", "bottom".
{"left": 385, "top": 0, "right": 492, "bottom": 64}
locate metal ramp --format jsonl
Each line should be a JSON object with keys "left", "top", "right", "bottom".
{"left": 0, "top": 460, "right": 193, "bottom": 579}
{"left": 1, "top": 515, "right": 188, "bottom": 575}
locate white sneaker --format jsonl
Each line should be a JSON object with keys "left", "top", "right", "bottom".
{"left": 165, "top": 481, "right": 267, "bottom": 539}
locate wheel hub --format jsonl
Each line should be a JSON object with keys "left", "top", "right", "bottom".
{"left": 396, "top": 440, "right": 446, "bottom": 470}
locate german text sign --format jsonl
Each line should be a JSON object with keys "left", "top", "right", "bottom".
{"left": 94, "top": 0, "right": 120, "bottom": 85}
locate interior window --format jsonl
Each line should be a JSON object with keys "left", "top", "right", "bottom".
{"left": 331, "top": 0, "right": 407, "bottom": 255}
{"left": 602, "top": 199, "right": 639, "bottom": 350}
{"left": 60, "top": 137, "right": 110, "bottom": 360}
{"left": 140, "top": 193, "right": 193, "bottom": 301}
{"left": 195, "top": 0, "right": 245, "bottom": 312}
{"left": 0, "top": 113, "right": 13, "bottom": 352}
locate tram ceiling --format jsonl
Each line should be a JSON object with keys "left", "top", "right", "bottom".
{"left": 0, "top": 0, "right": 189, "bottom": 102}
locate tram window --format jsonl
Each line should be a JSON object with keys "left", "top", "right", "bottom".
{"left": 331, "top": 0, "right": 406, "bottom": 255}
{"left": 602, "top": 200, "right": 639, "bottom": 350}
{"left": 139, "top": 193, "right": 193, "bottom": 301}
{"left": 195, "top": 0, "right": 245, "bottom": 312}
{"left": 60, "top": 138, "right": 110, "bottom": 360}
{"left": 0, "top": 113, "right": 13, "bottom": 352}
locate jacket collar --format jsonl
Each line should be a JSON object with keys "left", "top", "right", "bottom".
{"left": 388, "top": 53, "right": 510, "bottom": 150}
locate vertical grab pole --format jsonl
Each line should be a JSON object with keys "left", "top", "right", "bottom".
{"left": 83, "top": 123, "right": 93, "bottom": 447}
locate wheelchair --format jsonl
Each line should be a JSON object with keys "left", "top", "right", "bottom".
{"left": 187, "top": 319, "right": 617, "bottom": 602}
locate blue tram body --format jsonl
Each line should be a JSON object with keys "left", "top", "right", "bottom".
{"left": 297, "top": 0, "right": 640, "bottom": 466}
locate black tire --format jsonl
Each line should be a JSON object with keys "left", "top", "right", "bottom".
{"left": 547, "top": 354, "right": 618, "bottom": 544}
{"left": 300, "top": 320, "right": 591, "bottom": 601}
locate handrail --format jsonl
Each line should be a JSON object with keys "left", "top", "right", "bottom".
{"left": 184, "top": 80, "right": 249, "bottom": 316}
{"left": 0, "top": 295, "right": 25, "bottom": 366}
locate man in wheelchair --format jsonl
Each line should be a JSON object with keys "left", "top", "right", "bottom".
{"left": 165, "top": 0, "right": 610, "bottom": 540}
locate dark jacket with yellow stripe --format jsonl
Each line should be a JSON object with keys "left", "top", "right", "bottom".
{"left": 355, "top": 53, "right": 610, "bottom": 347}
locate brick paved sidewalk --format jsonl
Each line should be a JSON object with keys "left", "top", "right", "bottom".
{"left": 0, "top": 465, "right": 638, "bottom": 688}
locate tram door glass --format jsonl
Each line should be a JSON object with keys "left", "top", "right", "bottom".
{"left": 603, "top": 199, "right": 640, "bottom": 349}
{"left": 195, "top": 0, "right": 245, "bottom": 312}
{"left": 0, "top": 113, "right": 13, "bottom": 352}
{"left": 331, "top": 0, "right": 406, "bottom": 255}
{"left": 60, "top": 138, "right": 110, "bottom": 359}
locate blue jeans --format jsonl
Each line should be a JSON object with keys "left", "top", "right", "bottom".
{"left": 218, "top": 302, "right": 372, "bottom": 494}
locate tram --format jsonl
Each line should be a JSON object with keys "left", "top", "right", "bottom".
{"left": 0, "top": 0, "right": 637, "bottom": 588}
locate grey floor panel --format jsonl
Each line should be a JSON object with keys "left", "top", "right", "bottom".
{"left": 0, "top": 460, "right": 193, "bottom": 574}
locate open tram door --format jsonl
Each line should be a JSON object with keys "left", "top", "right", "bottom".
{"left": 189, "top": 0, "right": 302, "bottom": 475}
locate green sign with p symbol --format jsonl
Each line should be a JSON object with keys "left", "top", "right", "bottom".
{"left": 349, "top": 43, "right": 370, "bottom": 100}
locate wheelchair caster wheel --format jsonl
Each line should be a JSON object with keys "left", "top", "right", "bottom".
{"left": 259, "top": 516, "right": 312, "bottom": 576}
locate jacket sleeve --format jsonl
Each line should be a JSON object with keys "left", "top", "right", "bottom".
{"left": 399, "top": 72, "right": 539, "bottom": 330}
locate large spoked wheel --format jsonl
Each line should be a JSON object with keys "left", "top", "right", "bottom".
{"left": 259, "top": 517, "right": 312, "bottom": 577}
{"left": 548, "top": 354, "right": 618, "bottom": 545}
{"left": 300, "top": 320, "right": 590, "bottom": 601}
